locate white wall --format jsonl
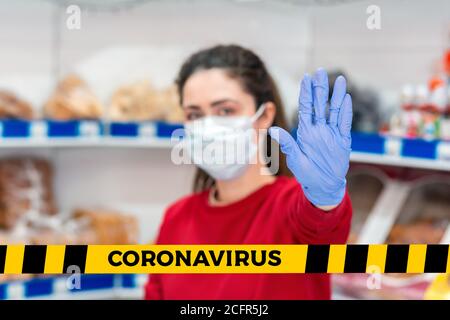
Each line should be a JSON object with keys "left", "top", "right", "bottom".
{"left": 0, "top": 0, "right": 449, "bottom": 242}
{"left": 1, "top": 0, "right": 449, "bottom": 91}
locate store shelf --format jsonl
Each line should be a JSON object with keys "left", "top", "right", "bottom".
{"left": 0, "top": 119, "right": 183, "bottom": 138}
{"left": 0, "top": 119, "right": 182, "bottom": 149}
{"left": 0, "top": 274, "right": 147, "bottom": 300}
{"left": 1, "top": 123, "right": 450, "bottom": 172}
{"left": 350, "top": 152, "right": 450, "bottom": 172}
{"left": 350, "top": 132, "right": 450, "bottom": 172}
{"left": 0, "top": 137, "right": 175, "bottom": 149}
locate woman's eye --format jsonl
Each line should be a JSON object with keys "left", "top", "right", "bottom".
{"left": 218, "top": 108, "right": 235, "bottom": 116}
{"left": 186, "top": 112, "right": 203, "bottom": 121}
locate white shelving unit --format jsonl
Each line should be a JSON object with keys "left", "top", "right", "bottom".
{"left": 351, "top": 152, "right": 450, "bottom": 172}
{"left": 1, "top": 139, "right": 449, "bottom": 171}
{"left": 0, "top": 137, "right": 175, "bottom": 149}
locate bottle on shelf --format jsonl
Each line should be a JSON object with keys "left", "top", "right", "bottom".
{"left": 400, "top": 84, "right": 421, "bottom": 138}
{"left": 419, "top": 80, "right": 445, "bottom": 141}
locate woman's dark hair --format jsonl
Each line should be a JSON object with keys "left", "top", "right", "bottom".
{"left": 176, "top": 44, "right": 291, "bottom": 192}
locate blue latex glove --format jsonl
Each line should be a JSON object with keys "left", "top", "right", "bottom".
{"left": 269, "top": 68, "right": 353, "bottom": 207}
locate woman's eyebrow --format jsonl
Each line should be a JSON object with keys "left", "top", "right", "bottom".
{"left": 184, "top": 105, "right": 201, "bottom": 110}
{"left": 210, "top": 99, "right": 240, "bottom": 107}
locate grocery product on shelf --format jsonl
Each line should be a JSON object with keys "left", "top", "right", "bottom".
{"left": 388, "top": 180, "right": 449, "bottom": 244}
{"left": 0, "top": 156, "right": 139, "bottom": 249}
{"left": 400, "top": 85, "right": 421, "bottom": 138}
{"left": 44, "top": 74, "right": 104, "bottom": 120}
{"left": 0, "top": 158, "right": 56, "bottom": 229}
{"left": 0, "top": 208, "right": 138, "bottom": 247}
{"left": 109, "top": 80, "right": 162, "bottom": 121}
{"left": 387, "top": 218, "right": 447, "bottom": 244}
{"left": 388, "top": 49, "right": 450, "bottom": 141}
{"left": 0, "top": 90, "right": 34, "bottom": 120}
{"left": 0, "top": 209, "right": 138, "bottom": 284}
{"left": 421, "top": 77, "right": 446, "bottom": 140}
{"left": 109, "top": 81, "right": 183, "bottom": 123}
{"left": 73, "top": 208, "right": 139, "bottom": 244}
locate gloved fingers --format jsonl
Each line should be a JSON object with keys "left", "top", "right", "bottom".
{"left": 269, "top": 126, "right": 300, "bottom": 157}
{"left": 298, "top": 73, "right": 314, "bottom": 125}
{"left": 312, "top": 68, "right": 329, "bottom": 124}
{"left": 329, "top": 75, "right": 347, "bottom": 126}
{"left": 338, "top": 94, "right": 353, "bottom": 146}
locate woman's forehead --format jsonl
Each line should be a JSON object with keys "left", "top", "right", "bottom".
{"left": 182, "top": 69, "right": 251, "bottom": 105}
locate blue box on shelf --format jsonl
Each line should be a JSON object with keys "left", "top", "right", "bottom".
{"left": 0, "top": 283, "right": 6, "bottom": 300}
{"left": 351, "top": 132, "right": 385, "bottom": 154}
{"left": 121, "top": 274, "right": 137, "bottom": 288}
{"left": 24, "top": 277, "right": 54, "bottom": 298}
{"left": 47, "top": 120, "right": 79, "bottom": 137}
{"left": 1, "top": 120, "right": 31, "bottom": 138}
{"left": 401, "top": 138, "right": 438, "bottom": 159}
{"left": 109, "top": 122, "right": 139, "bottom": 137}
{"left": 156, "top": 121, "right": 184, "bottom": 138}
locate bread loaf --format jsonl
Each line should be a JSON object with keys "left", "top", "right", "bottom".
{"left": 44, "top": 74, "right": 103, "bottom": 120}
{"left": 0, "top": 90, "right": 34, "bottom": 120}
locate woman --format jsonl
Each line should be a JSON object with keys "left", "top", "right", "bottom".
{"left": 145, "top": 44, "right": 353, "bottom": 300}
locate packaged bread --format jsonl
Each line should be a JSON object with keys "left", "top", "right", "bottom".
{"left": 72, "top": 208, "right": 139, "bottom": 244}
{"left": 44, "top": 74, "right": 103, "bottom": 120}
{"left": 0, "top": 90, "right": 34, "bottom": 120}
{"left": 387, "top": 181, "right": 449, "bottom": 244}
{"left": 109, "top": 81, "right": 182, "bottom": 122}
{"left": 109, "top": 80, "right": 165, "bottom": 121}
{"left": 0, "top": 158, "right": 57, "bottom": 229}
{"left": 387, "top": 218, "right": 447, "bottom": 244}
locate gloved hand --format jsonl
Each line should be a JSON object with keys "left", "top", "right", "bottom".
{"left": 269, "top": 68, "right": 353, "bottom": 207}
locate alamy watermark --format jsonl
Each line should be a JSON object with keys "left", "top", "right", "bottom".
{"left": 66, "top": 265, "right": 81, "bottom": 290}
{"left": 366, "top": 5, "right": 381, "bottom": 30}
{"left": 366, "top": 265, "right": 382, "bottom": 290}
{"left": 66, "top": 5, "right": 81, "bottom": 30}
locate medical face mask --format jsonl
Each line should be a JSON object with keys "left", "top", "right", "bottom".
{"left": 184, "top": 104, "right": 266, "bottom": 181}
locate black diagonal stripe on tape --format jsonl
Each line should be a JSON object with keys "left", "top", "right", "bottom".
{"left": 22, "top": 245, "right": 47, "bottom": 274}
{"left": 384, "top": 245, "right": 409, "bottom": 273}
{"left": 63, "top": 245, "right": 88, "bottom": 274}
{"left": 344, "top": 245, "right": 368, "bottom": 273}
{"left": 424, "top": 244, "right": 449, "bottom": 273}
{"left": 305, "top": 245, "right": 330, "bottom": 273}
{"left": 0, "top": 245, "right": 6, "bottom": 273}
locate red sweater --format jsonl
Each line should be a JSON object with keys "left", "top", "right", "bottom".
{"left": 145, "top": 176, "right": 352, "bottom": 300}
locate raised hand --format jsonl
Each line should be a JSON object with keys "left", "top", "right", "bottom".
{"left": 269, "top": 68, "right": 353, "bottom": 207}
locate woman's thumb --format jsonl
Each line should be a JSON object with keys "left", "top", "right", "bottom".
{"left": 268, "top": 126, "right": 299, "bottom": 156}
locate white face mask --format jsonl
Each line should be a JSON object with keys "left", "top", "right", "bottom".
{"left": 184, "top": 104, "right": 266, "bottom": 181}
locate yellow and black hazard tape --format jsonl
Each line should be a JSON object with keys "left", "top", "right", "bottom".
{"left": 0, "top": 244, "right": 449, "bottom": 274}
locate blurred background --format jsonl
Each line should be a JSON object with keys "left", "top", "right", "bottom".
{"left": 0, "top": 0, "right": 449, "bottom": 300}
